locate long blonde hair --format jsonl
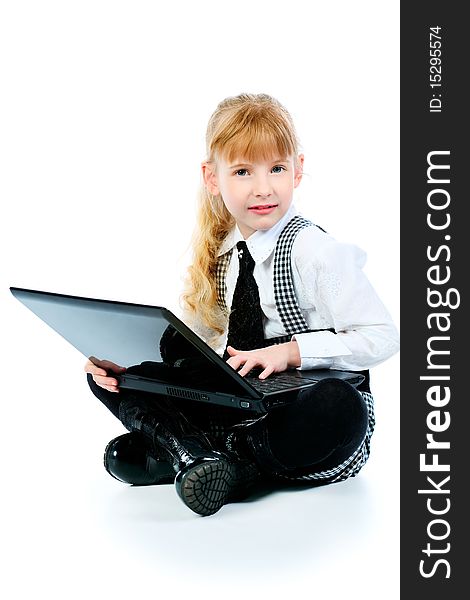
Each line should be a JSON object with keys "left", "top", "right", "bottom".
{"left": 181, "top": 93, "right": 300, "bottom": 343}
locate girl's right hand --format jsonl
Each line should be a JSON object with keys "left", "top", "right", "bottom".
{"left": 84, "top": 356, "right": 126, "bottom": 393}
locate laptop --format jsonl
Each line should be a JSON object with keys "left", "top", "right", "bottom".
{"left": 10, "top": 287, "right": 364, "bottom": 413}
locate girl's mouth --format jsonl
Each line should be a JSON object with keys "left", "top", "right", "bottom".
{"left": 248, "top": 204, "right": 278, "bottom": 215}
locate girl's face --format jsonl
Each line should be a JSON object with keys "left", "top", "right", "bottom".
{"left": 202, "top": 154, "right": 304, "bottom": 239}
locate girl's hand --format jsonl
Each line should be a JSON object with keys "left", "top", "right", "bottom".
{"left": 226, "top": 341, "right": 301, "bottom": 379}
{"left": 84, "top": 356, "right": 126, "bottom": 393}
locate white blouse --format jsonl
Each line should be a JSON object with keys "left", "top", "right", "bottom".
{"left": 183, "top": 205, "right": 399, "bottom": 371}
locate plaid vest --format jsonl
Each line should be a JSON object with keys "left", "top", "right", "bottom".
{"left": 216, "top": 215, "right": 324, "bottom": 342}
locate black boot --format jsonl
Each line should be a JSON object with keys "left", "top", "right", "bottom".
{"left": 224, "top": 414, "right": 287, "bottom": 473}
{"left": 104, "top": 432, "right": 175, "bottom": 485}
{"left": 225, "top": 378, "right": 370, "bottom": 475}
{"left": 118, "top": 395, "right": 259, "bottom": 516}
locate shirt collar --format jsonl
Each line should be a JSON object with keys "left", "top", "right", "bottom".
{"left": 217, "top": 204, "right": 298, "bottom": 265}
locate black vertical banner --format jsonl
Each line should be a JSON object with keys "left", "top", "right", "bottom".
{"left": 401, "top": 3, "right": 467, "bottom": 598}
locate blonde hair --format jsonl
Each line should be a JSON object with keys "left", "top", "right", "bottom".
{"left": 181, "top": 93, "right": 300, "bottom": 343}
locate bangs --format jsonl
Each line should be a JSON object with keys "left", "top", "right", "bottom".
{"left": 209, "top": 104, "right": 298, "bottom": 164}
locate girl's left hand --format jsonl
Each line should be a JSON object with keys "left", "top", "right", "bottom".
{"left": 226, "top": 341, "right": 301, "bottom": 379}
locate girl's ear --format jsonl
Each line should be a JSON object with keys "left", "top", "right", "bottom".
{"left": 294, "top": 154, "right": 304, "bottom": 188}
{"left": 201, "top": 161, "right": 219, "bottom": 195}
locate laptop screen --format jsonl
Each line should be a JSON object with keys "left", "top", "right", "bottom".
{"left": 10, "top": 287, "right": 259, "bottom": 398}
{"left": 12, "top": 288, "right": 171, "bottom": 366}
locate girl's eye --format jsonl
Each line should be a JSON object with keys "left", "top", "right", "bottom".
{"left": 235, "top": 169, "right": 249, "bottom": 176}
{"left": 272, "top": 165, "right": 286, "bottom": 173}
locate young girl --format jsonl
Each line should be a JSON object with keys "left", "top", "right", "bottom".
{"left": 85, "top": 93, "right": 399, "bottom": 517}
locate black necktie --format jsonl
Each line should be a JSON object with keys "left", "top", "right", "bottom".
{"left": 225, "top": 241, "right": 265, "bottom": 355}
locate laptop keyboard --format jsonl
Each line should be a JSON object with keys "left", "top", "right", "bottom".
{"left": 246, "top": 372, "right": 314, "bottom": 393}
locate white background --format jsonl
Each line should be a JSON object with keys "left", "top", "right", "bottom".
{"left": 0, "top": 1, "right": 400, "bottom": 598}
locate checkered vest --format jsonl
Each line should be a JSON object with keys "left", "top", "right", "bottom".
{"left": 216, "top": 215, "right": 323, "bottom": 339}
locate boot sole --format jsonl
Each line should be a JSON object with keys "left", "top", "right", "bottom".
{"left": 175, "top": 459, "right": 234, "bottom": 517}
{"left": 175, "top": 458, "right": 260, "bottom": 516}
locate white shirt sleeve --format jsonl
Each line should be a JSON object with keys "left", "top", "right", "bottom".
{"left": 291, "top": 231, "right": 400, "bottom": 371}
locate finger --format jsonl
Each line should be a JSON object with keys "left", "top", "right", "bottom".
{"left": 259, "top": 365, "right": 275, "bottom": 380}
{"left": 87, "top": 365, "right": 107, "bottom": 377}
{"left": 98, "top": 384, "right": 120, "bottom": 393}
{"left": 226, "top": 355, "right": 245, "bottom": 370}
{"left": 101, "top": 360, "right": 126, "bottom": 372}
{"left": 95, "top": 374, "right": 119, "bottom": 387}
{"left": 106, "top": 367, "right": 126, "bottom": 375}
{"left": 229, "top": 354, "right": 254, "bottom": 371}
{"left": 238, "top": 360, "right": 257, "bottom": 377}
{"left": 226, "top": 346, "right": 240, "bottom": 356}
{"left": 88, "top": 357, "right": 126, "bottom": 373}
{"left": 88, "top": 356, "right": 104, "bottom": 367}
{"left": 85, "top": 358, "right": 108, "bottom": 376}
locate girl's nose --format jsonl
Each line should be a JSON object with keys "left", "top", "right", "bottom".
{"left": 253, "top": 174, "right": 273, "bottom": 197}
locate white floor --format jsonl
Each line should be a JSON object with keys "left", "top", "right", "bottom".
{"left": 1, "top": 298, "right": 400, "bottom": 600}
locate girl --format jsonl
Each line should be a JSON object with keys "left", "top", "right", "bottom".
{"left": 85, "top": 93, "right": 399, "bottom": 517}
